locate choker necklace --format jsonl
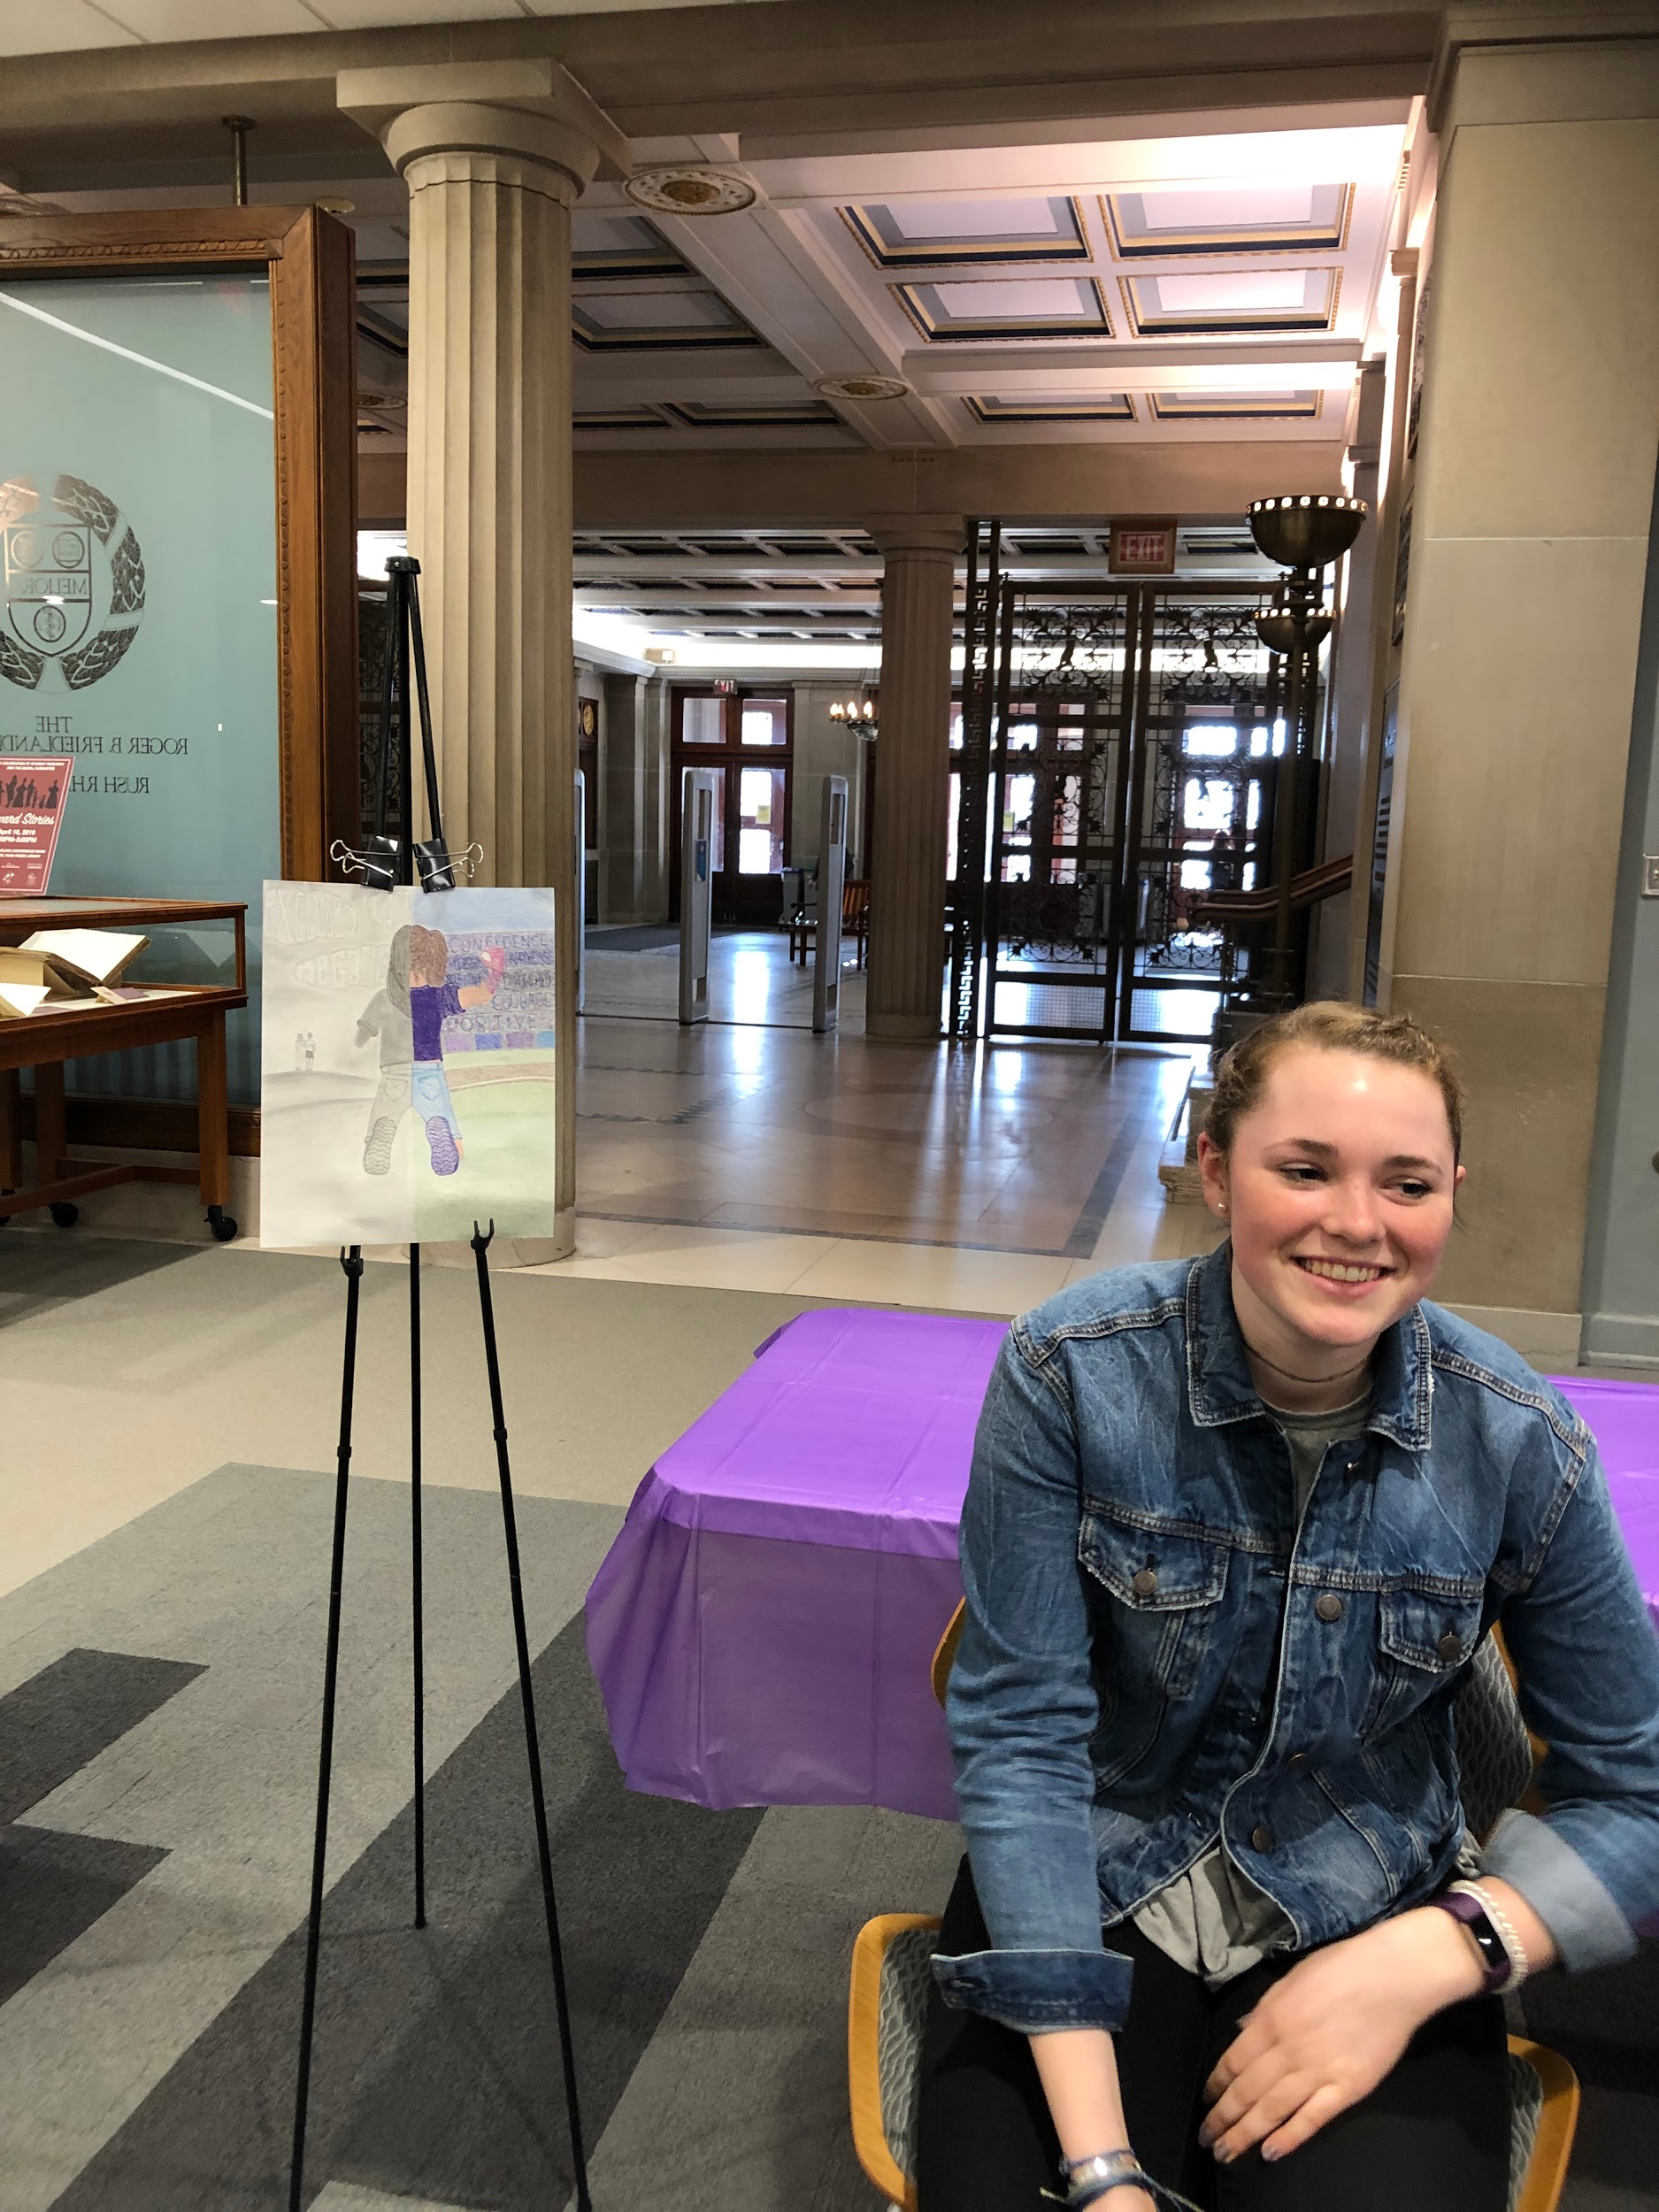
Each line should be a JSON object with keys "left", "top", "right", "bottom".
{"left": 1243, "top": 1340, "right": 1371, "bottom": 1390}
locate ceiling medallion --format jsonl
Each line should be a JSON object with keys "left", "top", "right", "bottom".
{"left": 814, "top": 373, "right": 910, "bottom": 403}
{"left": 623, "top": 167, "right": 757, "bottom": 216}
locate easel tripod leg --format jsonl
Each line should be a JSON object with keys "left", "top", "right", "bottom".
{"left": 411, "top": 1242, "right": 426, "bottom": 1930}
{"left": 470, "top": 1224, "right": 592, "bottom": 2211}
{"left": 289, "top": 1246, "right": 365, "bottom": 2212}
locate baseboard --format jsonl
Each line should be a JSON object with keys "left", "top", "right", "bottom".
{"left": 17, "top": 1093, "right": 261, "bottom": 1157}
{"left": 1578, "top": 1310, "right": 1659, "bottom": 1367}
{"left": 1440, "top": 1302, "right": 1582, "bottom": 1366}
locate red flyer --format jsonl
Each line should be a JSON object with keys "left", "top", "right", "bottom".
{"left": 0, "top": 756, "right": 72, "bottom": 894}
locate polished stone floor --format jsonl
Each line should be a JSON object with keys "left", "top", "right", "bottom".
{"left": 37, "top": 933, "right": 1220, "bottom": 1317}
{"left": 559, "top": 1008, "right": 1214, "bottom": 1312}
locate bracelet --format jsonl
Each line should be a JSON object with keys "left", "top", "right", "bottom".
{"left": 1042, "top": 2149, "right": 1208, "bottom": 2211}
{"left": 1450, "top": 1878, "right": 1531, "bottom": 1990}
{"left": 1060, "top": 2149, "right": 1141, "bottom": 2204}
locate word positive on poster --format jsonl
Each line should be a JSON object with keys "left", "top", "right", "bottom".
{"left": 259, "top": 880, "right": 557, "bottom": 1248}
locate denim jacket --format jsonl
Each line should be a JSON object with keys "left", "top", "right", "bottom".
{"left": 935, "top": 1245, "right": 1659, "bottom": 2036}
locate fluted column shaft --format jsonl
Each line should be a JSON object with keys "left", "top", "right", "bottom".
{"left": 865, "top": 521, "right": 963, "bottom": 1041}
{"left": 376, "top": 98, "right": 602, "bottom": 1252}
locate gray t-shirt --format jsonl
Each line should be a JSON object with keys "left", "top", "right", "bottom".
{"left": 1131, "top": 1388, "right": 1371, "bottom": 1985}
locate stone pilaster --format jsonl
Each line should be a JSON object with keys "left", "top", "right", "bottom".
{"left": 1376, "top": 30, "right": 1659, "bottom": 1325}
{"left": 864, "top": 520, "right": 963, "bottom": 1042}
{"left": 341, "top": 62, "right": 628, "bottom": 1254}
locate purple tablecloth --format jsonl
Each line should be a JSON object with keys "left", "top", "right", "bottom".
{"left": 584, "top": 1310, "right": 1659, "bottom": 1823}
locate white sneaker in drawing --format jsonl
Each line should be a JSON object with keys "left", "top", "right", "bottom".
{"left": 363, "top": 1118, "right": 397, "bottom": 1176}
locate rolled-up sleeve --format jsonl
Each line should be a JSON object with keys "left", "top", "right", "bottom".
{"left": 1486, "top": 1440, "right": 1659, "bottom": 1968}
{"left": 933, "top": 1326, "right": 1131, "bottom": 2034}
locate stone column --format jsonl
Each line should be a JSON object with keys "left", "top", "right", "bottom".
{"left": 1305, "top": 353, "right": 1386, "bottom": 1000}
{"left": 1373, "top": 27, "right": 1659, "bottom": 1344}
{"left": 641, "top": 676, "right": 672, "bottom": 923}
{"left": 601, "top": 672, "right": 649, "bottom": 923}
{"left": 864, "top": 519, "right": 963, "bottom": 1041}
{"left": 341, "top": 62, "right": 628, "bottom": 1256}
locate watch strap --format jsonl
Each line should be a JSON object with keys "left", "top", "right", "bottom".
{"left": 1429, "top": 1885, "right": 1517, "bottom": 1993}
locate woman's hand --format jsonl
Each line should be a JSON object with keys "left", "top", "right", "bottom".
{"left": 1199, "top": 1909, "right": 1484, "bottom": 2165}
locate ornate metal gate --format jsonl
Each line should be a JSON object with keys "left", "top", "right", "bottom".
{"left": 951, "top": 530, "right": 1286, "bottom": 1046}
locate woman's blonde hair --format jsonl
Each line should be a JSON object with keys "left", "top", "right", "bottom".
{"left": 1207, "top": 1001, "right": 1464, "bottom": 1164}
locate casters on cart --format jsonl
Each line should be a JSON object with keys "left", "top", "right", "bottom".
{"left": 50, "top": 1202, "right": 79, "bottom": 1227}
{"left": 207, "top": 1204, "right": 238, "bottom": 1243}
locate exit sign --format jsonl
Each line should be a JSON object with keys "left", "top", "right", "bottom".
{"left": 1109, "top": 518, "right": 1179, "bottom": 574}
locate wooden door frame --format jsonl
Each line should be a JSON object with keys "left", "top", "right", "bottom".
{"left": 0, "top": 206, "right": 360, "bottom": 877}
{"left": 668, "top": 684, "right": 795, "bottom": 922}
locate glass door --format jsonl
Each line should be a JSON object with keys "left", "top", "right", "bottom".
{"left": 671, "top": 687, "right": 792, "bottom": 924}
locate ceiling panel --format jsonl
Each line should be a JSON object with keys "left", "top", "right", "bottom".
{"left": 575, "top": 404, "right": 675, "bottom": 430}
{"left": 1103, "top": 182, "right": 1352, "bottom": 257}
{"left": 571, "top": 213, "right": 688, "bottom": 279}
{"left": 572, "top": 287, "right": 764, "bottom": 350}
{"left": 94, "top": 0, "right": 325, "bottom": 33}
{"left": 665, "top": 397, "right": 841, "bottom": 426}
{"left": 1118, "top": 267, "right": 1340, "bottom": 338}
{"left": 841, "top": 196, "right": 1087, "bottom": 267}
{"left": 0, "top": 1, "right": 138, "bottom": 54}
{"left": 964, "top": 394, "right": 1133, "bottom": 423}
{"left": 1151, "top": 388, "right": 1323, "bottom": 419}
{"left": 894, "top": 276, "right": 1113, "bottom": 342}
{"left": 310, "top": 0, "right": 524, "bottom": 24}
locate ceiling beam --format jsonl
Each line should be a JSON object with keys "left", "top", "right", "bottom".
{"left": 568, "top": 438, "right": 1344, "bottom": 527}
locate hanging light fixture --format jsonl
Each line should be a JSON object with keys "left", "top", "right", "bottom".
{"left": 829, "top": 693, "right": 879, "bottom": 741}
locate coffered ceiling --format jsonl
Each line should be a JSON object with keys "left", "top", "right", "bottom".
{"left": 564, "top": 114, "right": 1407, "bottom": 457}
{"left": 0, "top": 6, "right": 1415, "bottom": 471}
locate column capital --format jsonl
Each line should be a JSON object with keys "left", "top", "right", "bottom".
{"left": 339, "top": 58, "right": 630, "bottom": 193}
{"left": 867, "top": 516, "right": 965, "bottom": 562}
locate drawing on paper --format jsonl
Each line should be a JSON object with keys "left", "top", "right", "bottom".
{"left": 260, "top": 880, "right": 557, "bottom": 1246}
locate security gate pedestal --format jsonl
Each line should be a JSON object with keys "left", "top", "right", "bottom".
{"left": 812, "top": 774, "right": 849, "bottom": 1034}
{"left": 679, "top": 765, "right": 718, "bottom": 1025}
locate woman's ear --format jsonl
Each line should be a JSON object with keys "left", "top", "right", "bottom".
{"left": 1195, "top": 1130, "right": 1231, "bottom": 1219}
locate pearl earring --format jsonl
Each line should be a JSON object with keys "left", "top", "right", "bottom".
{"left": 1218, "top": 1201, "right": 1229, "bottom": 1215}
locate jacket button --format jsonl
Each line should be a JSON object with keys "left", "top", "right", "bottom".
{"left": 1315, "top": 1592, "right": 1343, "bottom": 1623}
{"left": 1287, "top": 1751, "right": 1308, "bottom": 1766}
{"left": 1251, "top": 1824, "right": 1276, "bottom": 1853}
{"left": 1132, "top": 1568, "right": 1159, "bottom": 1600}
{"left": 1437, "top": 1631, "right": 1463, "bottom": 1663}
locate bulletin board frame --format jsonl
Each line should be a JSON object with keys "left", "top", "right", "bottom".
{"left": 0, "top": 204, "right": 360, "bottom": 878}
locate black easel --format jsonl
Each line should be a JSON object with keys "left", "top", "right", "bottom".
{"left": 289, "top": 557, "right": 591, "bottom": 2210}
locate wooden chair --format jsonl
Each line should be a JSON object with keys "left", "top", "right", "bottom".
{"left": 842, "top": 878, "right": 871, "bottom": 970}
{"left": 849, "top": 1602, "right": 1580, "bottom": 2212}
{"left": 786, "top": 877, "right": 869, "bottom": 970}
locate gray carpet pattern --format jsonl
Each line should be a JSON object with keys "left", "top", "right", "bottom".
{"left": 0, "top": 1237, "right": 1652, "bottom": 2211}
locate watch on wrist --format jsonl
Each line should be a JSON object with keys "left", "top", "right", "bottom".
{"left": 1428, "top": 1882, "right": 1526, "bottom": 1993}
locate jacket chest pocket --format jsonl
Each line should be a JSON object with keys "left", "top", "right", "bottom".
{"left": 1359, "top": 1581, "right": 1486, "bottom": 1740}
{"left": 1078, "top": 1510, "right": 1230, "bottom": 1705}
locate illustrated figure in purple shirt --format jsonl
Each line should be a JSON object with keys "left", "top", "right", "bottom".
{"left": 355, "top": 921, "right": 503, "bottom": 1178}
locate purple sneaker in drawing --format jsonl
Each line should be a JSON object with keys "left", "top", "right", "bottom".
{"left": 425, "top": 1115, "right": 460, "bottom": 1175}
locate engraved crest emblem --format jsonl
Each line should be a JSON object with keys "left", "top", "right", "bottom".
{"left": 0, "top": 474, "right": 146, "bottom": 693}
{"left": 4, "top": 519, "right": 93, "bottom": 656}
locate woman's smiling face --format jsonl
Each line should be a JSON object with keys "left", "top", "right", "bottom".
{"left": 1198, "top": 1044, "right": 1463, "bottom": 1358}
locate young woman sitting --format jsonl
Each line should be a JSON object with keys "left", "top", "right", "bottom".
{"left": 918, "top": 1002, "right": 1659, "bottom": 2212}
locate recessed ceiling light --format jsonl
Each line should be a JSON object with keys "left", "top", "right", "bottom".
{"left": 814, "top": 373, "right": 910, "bottom": 402}
{"left": 624, "top": 168, "right": 757, "bottom": 216}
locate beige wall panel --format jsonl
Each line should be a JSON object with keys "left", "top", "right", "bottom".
{"left": 1415, "top": 117, "right": 1659, "bottom": 544}
{"left": 1388, "top": 972, "right": 1605, "bottom": 1316}
{"left": 1387, "top": 531, "right": 1650, "bottom": 987}
{"left": 1443, "top": 40, "right": 1659, "bottom": 129}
